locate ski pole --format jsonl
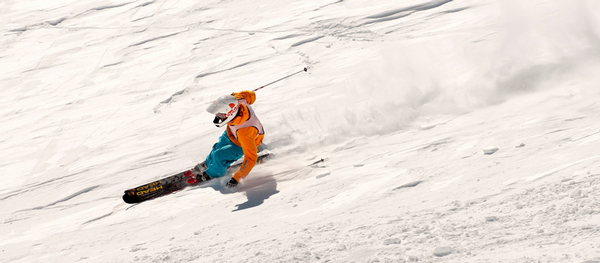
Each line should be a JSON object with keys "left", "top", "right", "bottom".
{"left": 253, "top": 67, "right": 308, "bottom": 91}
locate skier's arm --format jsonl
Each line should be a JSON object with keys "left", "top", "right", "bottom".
{"left": 232, "top": 90, "right": 256, "bottom": 104}
{"left": 232, "top": 127, "right": 259, "bottom": 182}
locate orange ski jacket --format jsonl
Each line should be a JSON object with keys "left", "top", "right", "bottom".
{"left": 226, "top": 90, "right": 265, "bottom": 181}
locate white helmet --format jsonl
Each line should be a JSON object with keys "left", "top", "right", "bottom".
{"left": 206, "top": 95, "right": 239, "bottom": 127}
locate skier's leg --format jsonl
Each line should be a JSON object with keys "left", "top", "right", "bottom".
{"left": 204, "top": 131, "right": 244, "bottom": 178}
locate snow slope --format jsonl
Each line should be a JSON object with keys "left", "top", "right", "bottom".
{"left": 2, "top": 0, "right": 600, "bottom": 262}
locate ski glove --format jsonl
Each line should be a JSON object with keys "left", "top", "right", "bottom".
{"left": 226, "top": 178, "right": 239, "bottom": 188}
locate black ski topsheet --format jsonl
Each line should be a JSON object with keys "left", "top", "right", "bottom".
{"left": 122, "top": 170, "right": 195, "bottom": 204}
{"left": 122, "top": 152, "right": 270, "bottom": 204}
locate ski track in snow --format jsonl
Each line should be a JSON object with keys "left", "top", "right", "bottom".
{"left": 2, "top": 0, "right": 600, "bottom": 262}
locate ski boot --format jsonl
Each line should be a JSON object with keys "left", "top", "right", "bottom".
{"left": 192, "top": 162, "right": 211, "bottom": 182}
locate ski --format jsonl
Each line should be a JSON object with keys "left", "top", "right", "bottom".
{"left": 122, "top": 152, "right": 271, "bottom": 204}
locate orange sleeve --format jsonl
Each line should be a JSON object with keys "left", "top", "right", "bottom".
{"left": 232, "top": 90, "right": 256, "bottom": 104}
{"left": 232, "top": 127, "right": 259, "bottom": 181}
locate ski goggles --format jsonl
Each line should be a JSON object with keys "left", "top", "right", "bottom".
{"left": 213, "top": 113, "right": 229, "bottom": 127}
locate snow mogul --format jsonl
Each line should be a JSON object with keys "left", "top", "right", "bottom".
{"left": 196, "top": 90, "right": 265, "bottom": 188}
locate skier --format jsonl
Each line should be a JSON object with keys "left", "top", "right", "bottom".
{"left": 196, "top": 90, "right": 265, "bottom": 188}
{"left": 122, "top": 69, "right": 307, "bottom": 203}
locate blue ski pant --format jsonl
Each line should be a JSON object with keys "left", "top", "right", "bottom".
{"left": 204, "top": 131, "right": 244, "bottom": 178}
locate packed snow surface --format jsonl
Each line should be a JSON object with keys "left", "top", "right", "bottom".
{"left": 2, "top": 0, "right": 600, "bottom": 262}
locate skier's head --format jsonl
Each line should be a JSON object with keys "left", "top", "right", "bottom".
{"left": 206, "top": 94, "right": 239, "bottom": 127}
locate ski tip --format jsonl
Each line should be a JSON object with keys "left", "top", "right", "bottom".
{"left": 122, "top": 193, "right": 142, "bottom": 204}
{"left": 122, "top": 195, "right": 135, "bottom": 204}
